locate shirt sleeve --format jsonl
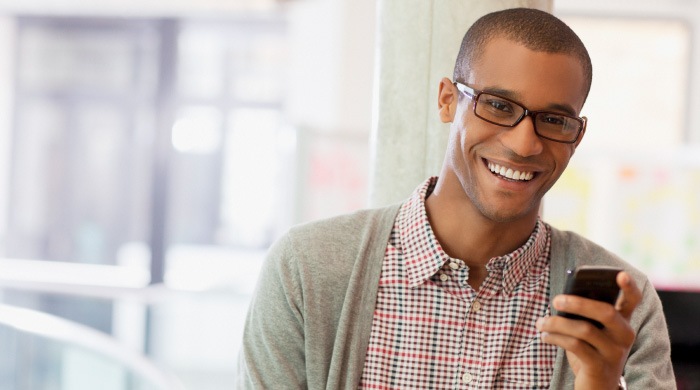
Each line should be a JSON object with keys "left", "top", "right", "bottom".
{"left": 236, "top": 234, "right": 307, "bottom": 390}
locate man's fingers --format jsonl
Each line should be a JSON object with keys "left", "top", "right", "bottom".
{"left": 541, "top": 271, "right": 641, "bottom": 388}
{"left": 538, "top": 314, "right": 633, "bottom": 369}
{"left": 615, "top": 271, "right": 642, "bottom": 319}
{"left": 551, "top": 290, "right": 636, "bottom": 347}
{"left": 539, "top": 328, "right": 598, "bottom": 363}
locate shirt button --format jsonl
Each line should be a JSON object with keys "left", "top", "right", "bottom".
{"left": 449, "top": 262, "right": 459, "bottom": 270}
{"left": 471, "top": 300, "right": 482, "bottom": 312}
{"left": 439, "top": 273, "right": 449, "bottom": 282}
{"left": 462, "top": 372, "right": 473, "bottom": 383}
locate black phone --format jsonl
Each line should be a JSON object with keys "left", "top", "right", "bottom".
{"left": 557, "top": 266, "right": 622, "bottom": 329}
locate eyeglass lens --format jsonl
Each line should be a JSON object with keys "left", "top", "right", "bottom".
{"left": 475, "top": 93, "right": 581, "bottom": 142}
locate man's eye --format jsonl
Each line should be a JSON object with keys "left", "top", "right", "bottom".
{"left": 540, "top": 114, "right": 566, "bottom": 125}
{"left": 485, "top": 99, "right": 513, "bottom": 113}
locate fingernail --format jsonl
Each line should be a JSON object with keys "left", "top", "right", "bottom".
{"left": 620, "top": 272, "right": 630, "bottom": 286}
{"left": 553, "top": 295, "right": 567, "bottom": 309}
{"left": 536, "top": 318, "right": 545, "bottom": 330}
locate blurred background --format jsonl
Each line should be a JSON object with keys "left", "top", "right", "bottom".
{"left": 0, "top": 0, "right": 697, "bottom": 389}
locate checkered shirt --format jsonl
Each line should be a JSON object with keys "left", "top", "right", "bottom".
{"left": 358, "top": 177, "right": 557, "bottom": 389}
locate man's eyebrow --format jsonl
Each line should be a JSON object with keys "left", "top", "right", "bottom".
{"left": 482, "top": 87, "right": 578, "bottom": 116}
{"left": 547, "top": 103, "right": 578, "bottom": 117}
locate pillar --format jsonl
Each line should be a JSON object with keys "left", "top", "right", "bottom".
{"left": 369, "top": 0, "right": 553, "bottom": 207}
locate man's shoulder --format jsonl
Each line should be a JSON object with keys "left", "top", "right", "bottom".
{"left": 548, "top": 225, "right": 648, "bottom": 282}
{"left": 264, "top": 204, "right": 401, "bottom": 288}
{"left": 549, "top": 225, "right": 623, "bottom": 265}
{"left": 287, "top": 204, "right": 401, "bottom": 243}
{"left": 267, "top": 204, "right": 401, "bottom": 267}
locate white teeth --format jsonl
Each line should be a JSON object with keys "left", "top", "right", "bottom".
{"left": 488, "top": 162, "right": 534, "bottom": 181}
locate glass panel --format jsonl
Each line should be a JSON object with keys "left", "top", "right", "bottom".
{"left": 8, "top": 19, "right": 159, "bottom": 265}
{"left": 19, "top": 26, "right": 134, "bottom": 93}
{"left": 73, "top": 103, "right": 129, "bottom": 264}
{"left": 0, "top": 320, "right": 16, "bottom": 388}
{"left": 3, "top": 15, "right": 290, "bottom": 390}
{"left": 2, "top": 19, "right": 161, "bottom": 382}
{"left": 8, "top": 98, "right": 153, "bottom": 265}
{"left": 229, "top": 33, "right": 287, "bottom": 103}
{"left": 148, "top": 288, "right": 255, "bottom": 388}
{"left": 0, "top": 305, "right": 178, "bottom": 390}
{"left": 8, "top": 98, "right": 66, "bottom": 259}
{"left": 167, "top": 106, "right": 224, "bottom": 245}
{"left": 176, "top": 27, "right": 225, "bottom": 99}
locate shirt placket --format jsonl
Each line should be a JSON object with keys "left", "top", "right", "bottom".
{"left": 437, "top": 261, "right": 476, "bottom": 390}
{"left": 453, "top": 262, "right": 505, "bottom": 389}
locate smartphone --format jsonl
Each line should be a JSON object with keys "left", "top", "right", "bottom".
{"left": 557, "top": 266, "right": 622, "bottom": 329}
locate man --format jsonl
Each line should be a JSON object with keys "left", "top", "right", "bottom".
{"left": 237, "top": 8, "right": 675, "bottom": 389}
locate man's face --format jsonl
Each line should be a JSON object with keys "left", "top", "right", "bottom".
{"left": 444, "top": 37, "right": 587, "bottom": 223}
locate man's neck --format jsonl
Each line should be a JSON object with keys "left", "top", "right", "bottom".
{"left": 424, "top": 178, "right": 539, "bottom": 274}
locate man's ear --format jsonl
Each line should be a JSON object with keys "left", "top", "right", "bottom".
{"left": 438, "top": 77, "right": 458, "bottom": 123}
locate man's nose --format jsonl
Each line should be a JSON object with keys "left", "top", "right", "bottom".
{"left": 500, "top": 114, "right": 544, "bottom": 157}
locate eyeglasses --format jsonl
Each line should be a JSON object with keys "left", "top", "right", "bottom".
{"left": 454, "top": 82, "right": 586, "bottom": 144}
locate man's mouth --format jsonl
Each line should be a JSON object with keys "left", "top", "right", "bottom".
{"left": 487, "top": 161, "right": 535, "bottom": 182}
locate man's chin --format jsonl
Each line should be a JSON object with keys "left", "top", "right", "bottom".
{"left": 476, "top": 202, "right": 541, "bottom": 224}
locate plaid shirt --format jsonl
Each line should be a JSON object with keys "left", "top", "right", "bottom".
{"left": 359, "top": 178, "right": 557, "bottom": 389}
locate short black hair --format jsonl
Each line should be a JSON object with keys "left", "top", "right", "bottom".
{"left": 453, "top": 8, "right": 593, "bottom": 103}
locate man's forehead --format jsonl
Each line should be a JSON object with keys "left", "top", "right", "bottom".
{"left": 465, "top": 38, "right": 588, "bottom": 113}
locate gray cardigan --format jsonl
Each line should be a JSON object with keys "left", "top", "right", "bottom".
{"left": 238, "top": 205, "right": 675, "bottom": 389}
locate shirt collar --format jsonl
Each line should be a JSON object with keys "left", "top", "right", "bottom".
{"left": 398, "top": 177, "right": 549, "bottom": 293}
{"left": 486, "top": 219, "right": 549, "bottom": 295}
{"left": 397, "top": 177, "right": 448, "bottom": 288}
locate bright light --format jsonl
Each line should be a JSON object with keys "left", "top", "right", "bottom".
{"left": 221, "top": 108, "right": 280, "bottom": 246}
{"left": 171, "top": 107, "right": 222, "bottom": 154}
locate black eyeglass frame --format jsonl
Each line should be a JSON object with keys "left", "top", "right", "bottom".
{"left": 453, "top": 81, "right": 586, "bottom": 144}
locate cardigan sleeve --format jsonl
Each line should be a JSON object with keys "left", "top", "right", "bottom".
{"left": 236, "top": 233, "right": 307, "bottom": 390}
{"left": 547, "top": 227, "right": 676, "bottom": 388}
{"left": 236, "top": 205, "right": 401, "bottom": 390}
{"left": 623, "top": 277, "right": 676, "bottom": 389}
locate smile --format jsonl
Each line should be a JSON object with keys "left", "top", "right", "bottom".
{"left": 487, "top": 161, "right": 535, "bottom": 182}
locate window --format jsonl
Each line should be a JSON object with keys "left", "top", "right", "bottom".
{"left": 0, "top": 15, "right": 290, "bottom": 389}
{"left": 545, "top": 16, "right": 699, "bottom": 290}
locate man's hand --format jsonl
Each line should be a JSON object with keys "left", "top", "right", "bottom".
{"left": 536, "top": 271, "right": 641, "bottom": 389}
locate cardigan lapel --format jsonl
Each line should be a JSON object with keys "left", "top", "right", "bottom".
{"left": 548, "top": 227, "right": 578, "bottom": 389}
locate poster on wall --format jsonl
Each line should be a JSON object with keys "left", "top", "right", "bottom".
{"left": 545, "top": 151, "right": 700, "bottom": 292}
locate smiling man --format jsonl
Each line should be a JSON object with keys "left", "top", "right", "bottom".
{"left": 238, "top": 8, "right": 675, "bottom": 390}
